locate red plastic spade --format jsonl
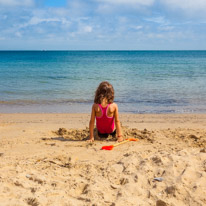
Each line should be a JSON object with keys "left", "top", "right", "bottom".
{"left": 101, "top": 138, "right": 139, "bottom": 150}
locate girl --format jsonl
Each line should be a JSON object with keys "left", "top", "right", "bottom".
{"left": 88, "top": 81, "right": 123, "bottom": 142}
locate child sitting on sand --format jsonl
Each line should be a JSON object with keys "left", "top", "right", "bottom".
{"left": 88, "top": 81, "right": 123, "bottom": 142}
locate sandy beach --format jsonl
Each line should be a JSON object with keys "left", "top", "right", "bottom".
{"left": 0, "top": 113, "right": 206, "bottom": 206}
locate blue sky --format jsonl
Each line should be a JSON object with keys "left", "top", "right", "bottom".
{"left": 0, "top": 0, "right": 206, "bottom": 50}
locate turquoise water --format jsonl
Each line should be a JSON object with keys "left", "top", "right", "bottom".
{"left": 0, "top": 51, "right": 206, "bottom": 113}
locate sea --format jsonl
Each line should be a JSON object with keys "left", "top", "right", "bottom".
{"left": 0, "top": 50, "right": 206, "bottom": 113}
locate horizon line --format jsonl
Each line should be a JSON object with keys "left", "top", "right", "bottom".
{"left": 0, "top": 49, "right": 206, "bottom": 52}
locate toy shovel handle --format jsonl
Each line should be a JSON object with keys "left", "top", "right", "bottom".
{"left": 114, "top": 138, "right": 139, "bottom": 147}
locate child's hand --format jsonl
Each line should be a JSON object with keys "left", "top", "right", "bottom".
{"left": 117, "top": 135, "right": 123, "bottom": 142}
{"left": 87, "top": 137, "right": 94, "bottom": 143}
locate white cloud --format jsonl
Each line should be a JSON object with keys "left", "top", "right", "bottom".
{"left": 35, "top": 27, "right": 45, "bottom": 34}
{"left": 28, "top": 17, "right": 61, "bottom": 25}
{"left": 132, "top": 25, "right": 143, "bottom": 30}
{"left": 160, "top": 0, "right": 206, "bottom": 12}
{"left": 159, "top": 26, "right": 174, "bottom": 31}
{"left": 145, "top": 16, "right": 168, "bottom": 25}
{"left": 97, "top": 0, "right": 154, "bottom": 6}
{"left": 51, "top": 8, "right": 69, "bottom": 17}
{"left": 83, "top": 26, "right": 93, "bottom": 33}
{"left": 15, "top": 31, "right": 22, "bottom": 37}
{"left": 0, "top": 0, "right": 34, "bottom": 7}
{"left": 96, "top": 0, "right": 206, "bottom": 16}
{"left": 18, "top": 16, "right": 71, "bottom": 29}
{"left": 147, "top": 33, "right": 164, "bottom": 39}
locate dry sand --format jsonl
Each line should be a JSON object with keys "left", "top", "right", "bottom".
{"left": 0, "top": 113, "right": 206, "bottom": 206}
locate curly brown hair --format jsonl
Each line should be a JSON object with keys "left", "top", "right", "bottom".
{"left": 94, "top": 81, "right": 114, "bottom": 104}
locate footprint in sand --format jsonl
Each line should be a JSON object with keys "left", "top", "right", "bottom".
{"left": 25, "top": 197, "right": 39, "bottom": 206}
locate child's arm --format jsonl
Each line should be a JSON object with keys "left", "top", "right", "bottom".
{"left": 114, "top": 104, "right": 123, "bottom": 142}
{"left": 88, "top": 104, "right": 95, "bottom": 142}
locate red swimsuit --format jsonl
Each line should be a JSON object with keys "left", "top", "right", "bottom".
{"left": 96, "top": 104, "right": 115, "bottom": 134}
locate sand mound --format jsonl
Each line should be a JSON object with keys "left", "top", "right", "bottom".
{"left": 53, "top": 126, "right": 156, "bottom": 143}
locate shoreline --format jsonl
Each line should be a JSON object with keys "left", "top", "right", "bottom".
{"left": 1, "top": 113, "right": 206, "bottom": 130}
{"left": 0, "top": 113, "right": 206, "bottom": 205}
{"left": 1, "top": 102, "right": 206, "bottom": 114}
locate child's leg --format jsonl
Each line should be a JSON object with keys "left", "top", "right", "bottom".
{"left": 98, "top": 131, "right": 109, "bottom": 138}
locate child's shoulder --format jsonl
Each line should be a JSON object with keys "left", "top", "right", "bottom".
{"left": 92, "top": 103, "right": 99, "bottom": 107}
{"left": 109, "top": 102, "right": 118, "bottom": 111}
{"left": 92, "top": 103, "right": 100, "bottom": 111}
{"left": 110, "top": 102, "right": 118, "bottom": 107}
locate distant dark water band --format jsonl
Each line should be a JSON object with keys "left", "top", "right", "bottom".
{"left": 0, "top": 99, "right": 93, "bottom": 105}
{"left": 0, "top": 98, "right": 191, "bottom": 106}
